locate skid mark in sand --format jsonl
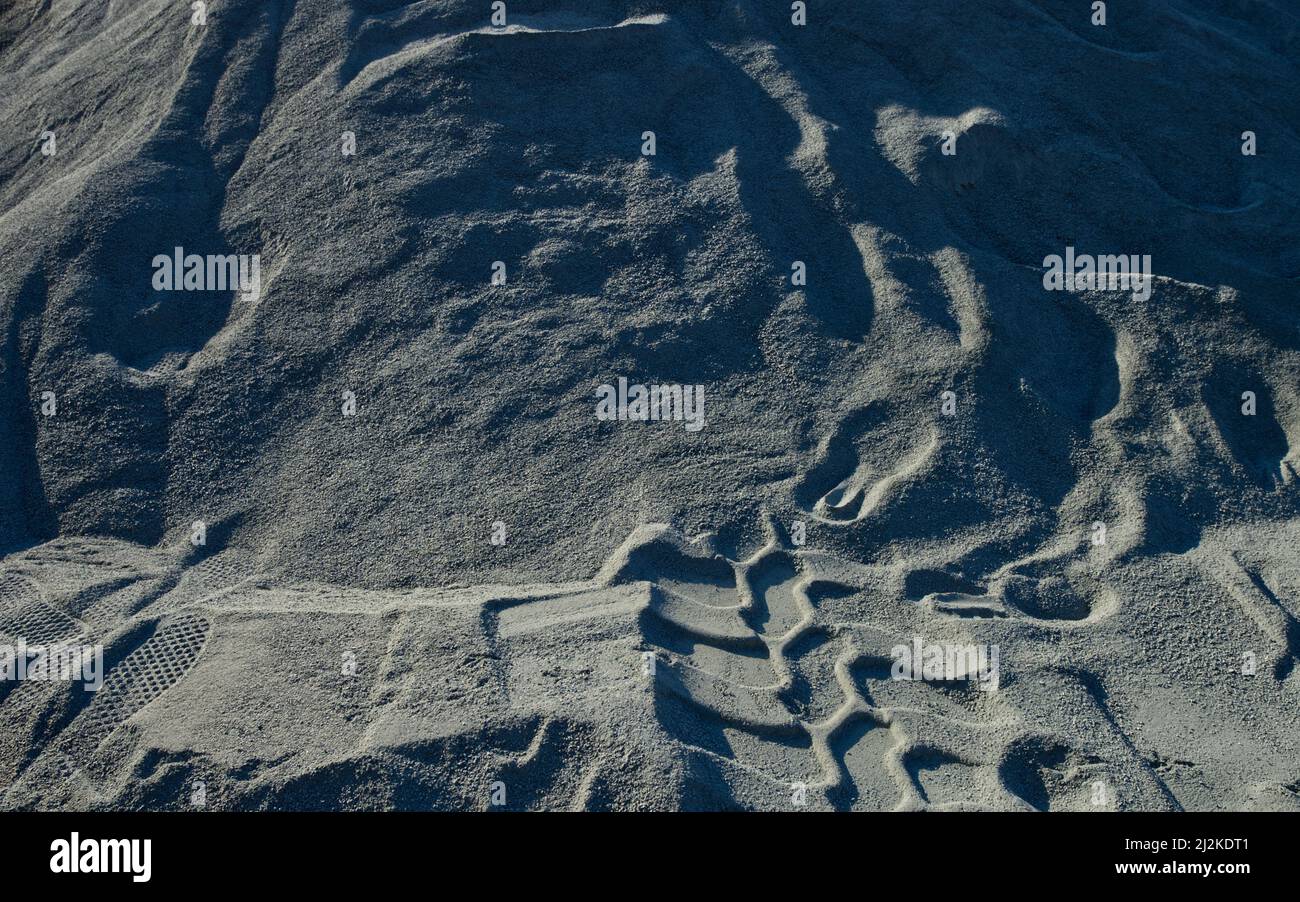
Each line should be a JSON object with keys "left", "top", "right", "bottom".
{"left": 613, "top": 534, "right": 739, "bottom": 609}
{"left": 15, "top": 538, "right": 144, "bottom": 570}
{"left": 1202, "top": 371, "right": 1294, "bottom": 490}
{"left": 795, "top": 407, "right": 938, "bottom": 525}
{"left": 813, "top": 432, "right": 937, "bottom": 524}
{"left": 1210, "top": 553, "right": 1300, "bottom": 685}
{"left": 999, "top": 736, "right": 1110, "bottom": 811}
{"left": 1065, "top": 668, "right": 1183, "bottom": 811}
{"left": 480, "top": 715, "right": 605, "bottom": 811}
{"left": 102, "top": 552, "right": 264, "bottom": 623}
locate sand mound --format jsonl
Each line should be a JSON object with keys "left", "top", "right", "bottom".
{"left": 1, "top": 0, "right": 1298, "bottom": 809}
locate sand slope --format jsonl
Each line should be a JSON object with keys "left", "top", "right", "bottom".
{"left": 1, "top": 0, "right": 1298, "bottom": 809}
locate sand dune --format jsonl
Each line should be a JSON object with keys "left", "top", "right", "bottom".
{"left": 1, "top": 0, "right": 1298, "bottom": 810}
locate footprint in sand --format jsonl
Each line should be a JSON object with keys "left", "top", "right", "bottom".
{"left": 902, "top": 565, "right": 1117, "bottom": 626}
{"left": 0, "top": 572, "right": 83, "bottom": 646}
{"left": 56, "top": 613, "right": 211, "bottom": 767}
{"left": 795, "top": 406, "right": 938, "bottom": 525}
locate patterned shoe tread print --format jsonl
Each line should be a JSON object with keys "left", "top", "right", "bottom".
{"left": 0, "top": 572, "right": 82, "bottom": 645}
{"left": 72, "top": 614, "right": 211, "bottom": 756}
